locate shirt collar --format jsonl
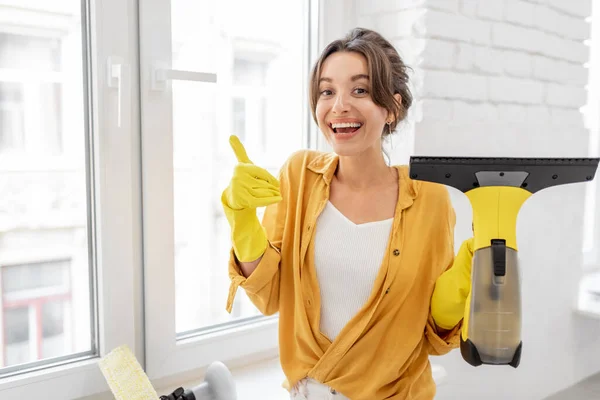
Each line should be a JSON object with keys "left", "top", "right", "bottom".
{"left": 306, "top": 151, "right": 421, "bottom": 209}
{"left": 307, "top": 152, "right": 339, "bottom": 185}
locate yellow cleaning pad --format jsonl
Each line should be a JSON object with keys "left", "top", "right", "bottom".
{"left": 98, "top": 345, "right": 159, "bottom": 400}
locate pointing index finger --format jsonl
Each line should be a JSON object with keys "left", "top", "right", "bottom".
{"left": 229, "top": 135, "right": 252, "bottom": 164}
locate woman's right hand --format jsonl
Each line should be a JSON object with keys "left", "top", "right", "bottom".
{"left": 222, "top": 135, "right": 282, "bottom": 211}
{"left": 221, "top": 135, "right": 282, "bottom": 263}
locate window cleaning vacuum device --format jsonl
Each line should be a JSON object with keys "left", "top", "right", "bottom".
{"left": 159, "top": 361, "right": 236, "bottom": 400}
{"left": 99, "top": 345, "right": 237, "bottom": 400}
{"left": 408, "top": 156, "right": 599, "bottom": 368}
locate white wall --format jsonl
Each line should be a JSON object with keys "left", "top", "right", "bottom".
{"left": 345, "top": 0, "right": 600, "bottom": 399}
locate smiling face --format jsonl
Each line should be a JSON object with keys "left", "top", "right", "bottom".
{"left": 315, "top": 51, "right": 391, "bottom": 157}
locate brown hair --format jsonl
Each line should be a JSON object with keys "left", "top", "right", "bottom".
{"left": 309, "top": 27, "right": 412, "bottom": 137}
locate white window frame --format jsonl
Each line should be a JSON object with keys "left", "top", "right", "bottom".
{"left": 0, "top": 0, "right": 142, "bottom": 398}
{"left": 582, "top": 0, "right": 600, "bottom": 273}
{"left": 576, "top": 0, "right": 600, "bottom": 318}
{"left": 140, "top": 0, "right": 320, "bottom": 382}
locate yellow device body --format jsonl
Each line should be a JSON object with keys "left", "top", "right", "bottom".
{"left": 461, "top": 186, "right": 531, "bottom": 367}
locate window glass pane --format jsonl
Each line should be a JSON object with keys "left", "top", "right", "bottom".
{"left": 578, "top": 0, "right": 600, "bottom": 316}
{"left": 41, "top": 300, "right": 67, "bottom": 359}
{"left": 170, "top": 0, "right": 307, "bottom": 334}
{"left": 4, "top": 307, "right": 31, "bottom": 366}
{"left": 0, "top": 33, "right": 61, "bottom": 71}
{"left": 0, "top": 82, "right": 25, "bottom": 152}
{"left": 2, "top": 261, "right": 69, "bottom": 294}
{"left": 4, "top": 307, "right": 30, "bottom": 345}
{"left": 233, "top": 59, "right": 267, "bottom": 86}
{"left": 0, "top": 1, "right": 94, "bottom": 371}
{"left": 231, "top": 97, "right": 245, "bottom": 141}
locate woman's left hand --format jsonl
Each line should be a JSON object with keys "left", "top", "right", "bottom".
{"left": 430, "top": 238, "right": 474, "bottom": 331}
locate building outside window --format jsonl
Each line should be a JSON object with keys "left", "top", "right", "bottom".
{"left": 0, "top": 1, "right": 91, "bottom": 370}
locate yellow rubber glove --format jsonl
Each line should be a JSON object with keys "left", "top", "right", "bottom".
{"left": 431, "top": 237, "right": 474, "bottom": 330}
{"left": 221, "top": 135, "right": 282, "bottom": 262}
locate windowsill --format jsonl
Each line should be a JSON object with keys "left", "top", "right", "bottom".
{"left": 574, "top": 308, "right": 600, "bottom": 320}
{"left": 0, "top": 356, "right": 110, "bottom": 399}
{"left": 575, "top": 270, "right": 600, "bottom": 319}
{"left": 575, "top": 290, "right": 600, "bottom": 319}
{"left": 154, "top": 357, "right": 448, "bottom": 399}
{"left": 77, "top": 352, "right": 448, "bottom": 399}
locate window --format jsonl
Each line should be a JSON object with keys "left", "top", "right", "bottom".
{"left": 0, "top": 0, "right": 140, "bottom": 398}
{"left": 0, "top": 2, "right": 94, "bottom": 376}
{"left": 578, "top": 0, "right": 600, "bottom": 316}
{"left": 231, "top": 97, "right": 247, "bottom": 142}
{"left": 231, "top": 57, "right": 269, "bottom": 151}
{"left": 2, "top": 260, "right": 72, "bottom": 367}
{"left": 0, "top": 33, "right": 63, "bottom": 157}
{"left": 141, "top": 0, "right": 316, "bottom": 382}
{"left": 0, "top": 0, "right": 316, "bottom": 397}
{"left": 0, "top": 82, "right": 25, "bottom": 152}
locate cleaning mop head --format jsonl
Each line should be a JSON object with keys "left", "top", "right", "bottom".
{"left": 98, "top": 345, "right": 159, "bottom": 400}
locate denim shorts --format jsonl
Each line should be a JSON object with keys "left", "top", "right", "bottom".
{"left": 290, "top": 377, "right": 350, "bottom": 400}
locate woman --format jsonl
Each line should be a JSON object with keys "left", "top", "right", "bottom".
{"left": 221, "top": 28, "right": 473, "bottom": 400}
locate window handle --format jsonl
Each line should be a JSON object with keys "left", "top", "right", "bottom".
{"left": 151, "top": 62, "right": 217, "bottom": 91}
{"left": 107, "top": 56, "right": 130, "bottom": 128}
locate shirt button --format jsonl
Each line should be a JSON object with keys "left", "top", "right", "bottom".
{"left": 385, "top": 288, "right": 390, "bottom": 294}
{"left": 393, "top": 249, "right": 400, "bottom": 256}
{"left": 330, "top": 388, "right": 337, "bottom": 394}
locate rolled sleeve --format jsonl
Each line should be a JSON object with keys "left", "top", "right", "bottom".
{"left": 425, "top": 313, "right": 462, "bottom": 356}
{"left": 226, "top": 242, "right": 282, "bottom": 315}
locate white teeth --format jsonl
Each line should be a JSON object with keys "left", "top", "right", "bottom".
{"left": 331, "top": 122, "right": 362, "bottom": 129}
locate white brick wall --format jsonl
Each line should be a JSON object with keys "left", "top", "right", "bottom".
{"left": 355, "top": 0, "right": 592, "bottom": 159}
{"left": 353, "top": 1, "right": 600, "bottom": 399}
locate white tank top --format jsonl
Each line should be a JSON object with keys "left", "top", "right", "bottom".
{"left": 314, "top": 201, "right": 393, "bottom": 341}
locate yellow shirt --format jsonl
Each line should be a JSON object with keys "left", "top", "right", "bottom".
{"left": 226, "top": 150, "right": 462, "bottom": 399}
